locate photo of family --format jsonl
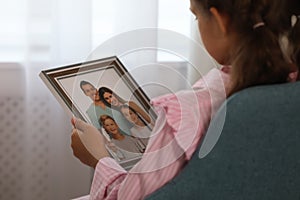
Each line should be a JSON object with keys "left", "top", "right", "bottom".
{"left": 80, "top": 82, "right": 154, "bottom": 162}
{"left": 40, "top": 56, "right": 156, "bottom": 169}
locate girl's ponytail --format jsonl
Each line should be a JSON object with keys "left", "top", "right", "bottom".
{"left": 229, "top": 12, "right": 291, "bottom": 95}
{"left": 289, "top": 15, "right": 300, "bottom": 70}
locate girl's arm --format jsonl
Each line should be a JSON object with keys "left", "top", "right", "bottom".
{"left": 90, "top": 82, "right": 225, "bottom": 199}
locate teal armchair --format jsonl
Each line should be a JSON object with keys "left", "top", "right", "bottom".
{"left": 147, "top": 82, "right": 300, "bottom": 200}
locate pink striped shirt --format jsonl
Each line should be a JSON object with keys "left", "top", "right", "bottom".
{"left": 88, "top": 67, "right": 231, "bottom": 200}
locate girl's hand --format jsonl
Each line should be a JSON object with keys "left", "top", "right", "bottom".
{"left": 71, "top": 117, "right": 109, "bottom": 168}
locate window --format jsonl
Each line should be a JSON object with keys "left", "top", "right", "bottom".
{"left": 0, "top": 0, "right": 193, "bottom": 63}
{"left": 91, "top": 0, "right": 192, "bottom": 62}
{"left": 0, "top": 0, "right": 27, "bottom": 62}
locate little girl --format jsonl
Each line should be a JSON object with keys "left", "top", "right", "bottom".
{"left": 99, "top": 115, "right": 145, "bottom": 154}
{"left": 70, "top": 0, "right": 300, "bottom": 199}
{"left": 120, "top": 104, "right": 153, "bottom": 146}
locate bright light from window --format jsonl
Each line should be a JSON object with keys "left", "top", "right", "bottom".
{"left": 91, "top": 1, "right": 115, "bottom": 50}
{"left": 158, "top": 0, "right": 191, "bottom": 36}
{"left": 0, "top": 0, "right": 193, "bottom": 63}
{"left": 91, "top": 0, "right": 192, "bottom": 62}
{"left": 158, "top": 0, "right": 192, "bottom": 61}
{"left": 0, "top": 0, "right": 27, "bottom": 62}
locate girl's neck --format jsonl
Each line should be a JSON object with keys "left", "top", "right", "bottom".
{"left": 113, "top": 133, "right": 125, "bottom": 140}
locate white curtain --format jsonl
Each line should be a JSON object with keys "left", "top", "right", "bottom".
{"left": 0, "top": 0, "right": 215, "bottom": 199}
{"left": 0, "top": 0, "right": 93, "bottom": 199}
{"left": 0, "top": 0, "right": 160, "bottom": 199}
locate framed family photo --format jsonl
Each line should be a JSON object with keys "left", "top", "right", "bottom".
{"left": 40, "top": 56, "right": 157, "bottom": 169}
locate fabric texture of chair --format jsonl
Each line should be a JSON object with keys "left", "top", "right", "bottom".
{"left": 147, "top": 82, "right": 300, "bottom": 200}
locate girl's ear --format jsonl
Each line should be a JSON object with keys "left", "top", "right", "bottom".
{"left": 209, "top": 7, "right": 229, "bottom": 34}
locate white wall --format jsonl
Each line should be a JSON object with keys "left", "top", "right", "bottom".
{"left": 0, "top": 60, "right": 91, "bottom": 200}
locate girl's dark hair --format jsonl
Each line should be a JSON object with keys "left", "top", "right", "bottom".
{"left": 288, "top": 15, "right": 300, "bottom": 69}
{"left": 98, "top": 87, "right": 126, "bottom": 109}
{"left": 194, "top": 0, "right": 300, "bottom": 95}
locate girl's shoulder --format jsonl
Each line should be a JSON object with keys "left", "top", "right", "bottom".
{"left": 192, "top": 66, "right": 231, "bottom": 93}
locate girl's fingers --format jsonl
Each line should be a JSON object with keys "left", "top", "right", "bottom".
{"left": 72, "top": 117, "right": 88, "bottom": 132}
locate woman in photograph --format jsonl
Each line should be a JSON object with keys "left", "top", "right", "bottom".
{"left": 98, "top": 86, "right": 152, "bottom": 125}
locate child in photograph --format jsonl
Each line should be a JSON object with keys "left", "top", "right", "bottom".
{"left": 99, "top": 115, "right": 146, "bottom": 154}
{"left": 120, "top": 104, "right": 153, "bottom": 146}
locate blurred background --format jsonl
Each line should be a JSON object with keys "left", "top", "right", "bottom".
{"left": 0, "top": 0, "right": 216, "bottom": 199}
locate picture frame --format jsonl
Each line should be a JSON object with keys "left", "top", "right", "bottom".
{"left": 40, "top": 56, "right": 157, "bottom": 170}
